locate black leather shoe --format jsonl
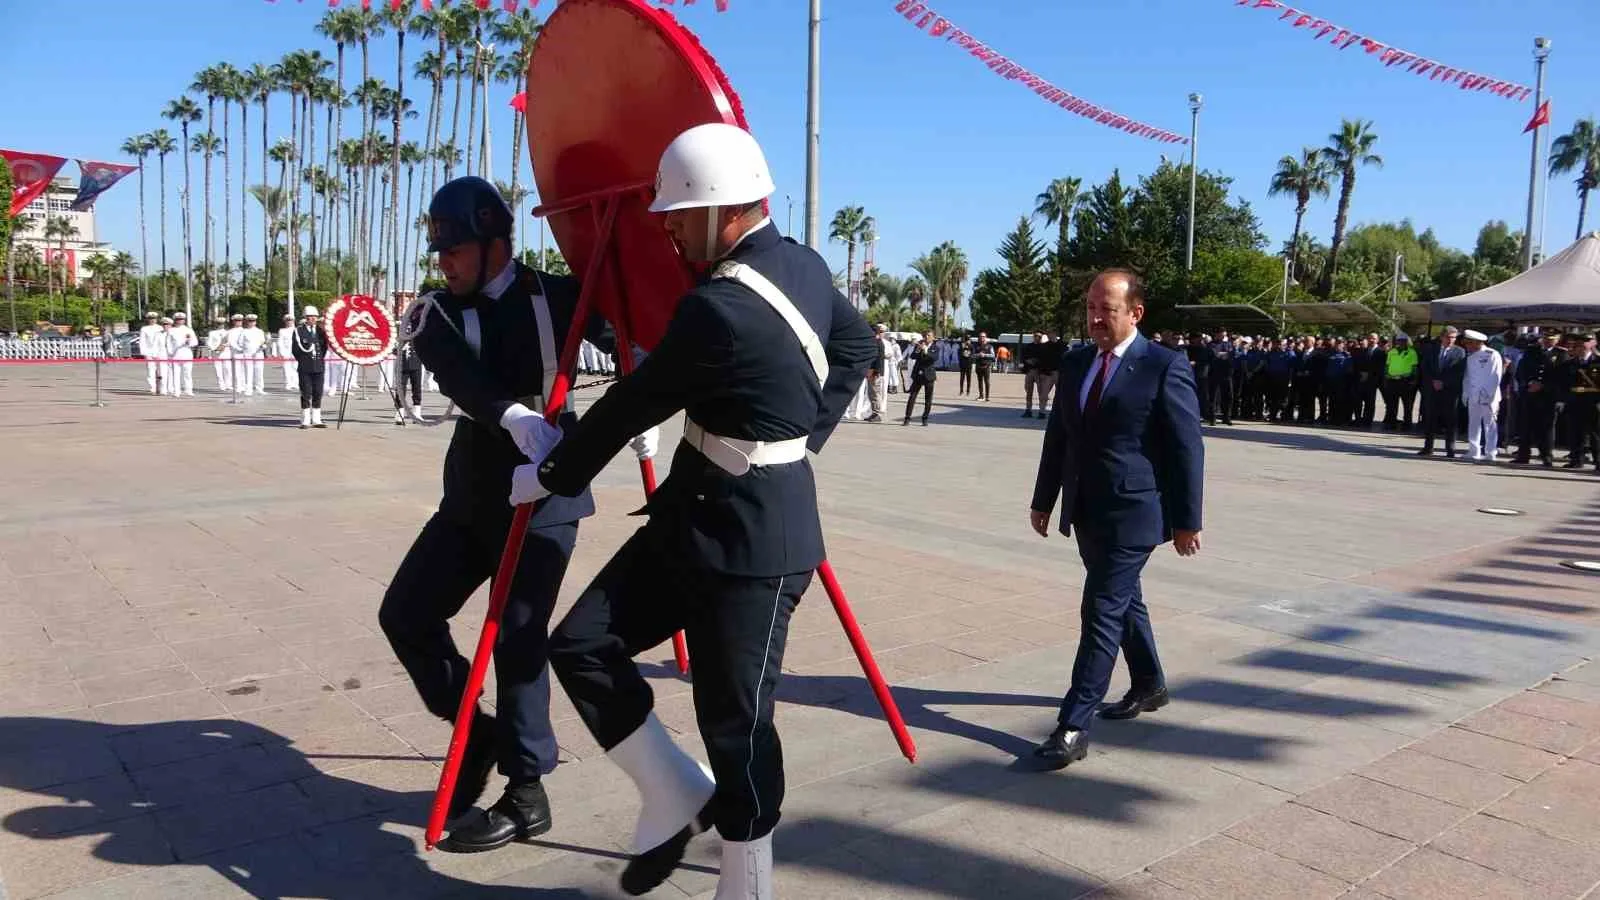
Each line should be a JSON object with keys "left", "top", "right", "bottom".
{"left": 448, "top": 712, "right": 499, "bottom": 821}
{"left": 1031, "top": 726, "right": 1088, "bottom": 770}
{"left": 1101, "top": 685, "right": 1170, "bottom": 721}
{"left": 439, "top": 782, "right": 553, "bottom": 853}
{"left": 620, "top": 800, "right": 715, "bottom": 897}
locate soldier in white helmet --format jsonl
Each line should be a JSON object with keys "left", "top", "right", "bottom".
{"left": 156, "top": 316, "right": 177, "bottom": 395}
{"left": 243, "top": 313, "right": 267, "bottom": 394}
{"left": 518, "top": 123, "right": 875, "bottom": 899}
{"left": 166, "top": 312, "right": 199, "bottom": 397}
{"left": 291, "top": 305, "right": 329, "bottom": 428}
{"left": 206, "top": 315, "right": 232, "bottom": 392}
{"left": 139, "top": 311, "right": 166, "bottom": 394}
{"left": 277, "top": 313, "right": 298, "bottom": 391}
{"left": 224, "top": 313, "right": 248, "bottom": 395}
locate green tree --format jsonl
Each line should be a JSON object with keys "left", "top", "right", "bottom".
{"left": 828, "top": 204, "right": 874, "bottom": 308}
{"left": 1267, "top": 148, "right": 1330, "bottom": 283}
{"left": 1473, "top": 220, "right": 1523, "bottom": 270}
{"left": 1320, "top": 118, "right": 1383, "bottom": 297}
{"left": 1549, "top": 117, "right": 1600, "bottom": 241}
{"left": 1033, "top": 176, "right": 1085, "bottom": 327}
{"left": 1, "top": 157, "right": 15, "bottom": 327}
{"left": 970, "top": 216, "right": 1055, "bottom": 335}
{"left": 1190, "top": 247, "right": 1283, "bottom": 308}
{"left": 1127, "top": 161, "right": 1265, "bottom": 330}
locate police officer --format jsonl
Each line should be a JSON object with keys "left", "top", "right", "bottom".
{"left": 513, "top": 124, "right": 875, "bottom": 899}
{"left": 1206, "top": 331, "right": 1234, "bottom": 425}
{"left": 1513, "top": 329, "right": 1562, "bottom": 466}
{"left": 1185, "top": 333, "right": 1215, "bottom": 424}
{"left": 395, "top": 335, "right": 427, "bottom": 423}
{"left": 377, "top": 176, "right": 624, "bottom": 854}
{"left": 291, "top": 306, "right": 328, "bottom": 429}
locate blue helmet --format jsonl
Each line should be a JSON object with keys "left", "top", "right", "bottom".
{"left": 426, "top": 176, "right": 513, "bottom": 252}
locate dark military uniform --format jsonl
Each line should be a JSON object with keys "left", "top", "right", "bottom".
{"left": 1562, "top": 344, "right": 1600, "bottom": 469}
{"left": 540, "top": 221, "right": 875, "bottom": 844}
{"left": 290, "top": 322, "right": 328, "bottom": 412}
{"left": 1513, "top": 341, "right": 1561, "bottom": 465}
{"left": 379, "top": 262, "right": 609, "bottom": 789}
{"left": 397, "top": 338, "right": 424, "bottom": 408}
{"left": 1206, "top": 339, "right": 1234, "bottom": 425}
{"left": 1185, "top": 339, "right": 1216, "bottom": 424}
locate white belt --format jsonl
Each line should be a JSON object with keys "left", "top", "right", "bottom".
{"left": 682, "top": 418, "right": 806, "bottom": 476}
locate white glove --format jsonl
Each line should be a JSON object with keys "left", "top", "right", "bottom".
{"left": 629, "top": 427, "right": 659, "bottom": 461}
{"left": 509, "top": 464, "right": 552, "bottom": 506}
{"left": 500, "top": 402, "right": 562, "bottom": 463}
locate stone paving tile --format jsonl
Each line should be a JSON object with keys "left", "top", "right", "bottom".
{"left": 1455, "top": 705, "right": 1598, "bottom": 756}
{"left": 1407, "top": 726, "right": 1564, "bottom": 782}
{"left": 76, "top": 665, "right": 203, "bottom": 707}
{"left": 1362, "top": 847, "right": 1559, "bottom": 900}
{"left": 1484, "top": 758, "right": 1600, "bottom": 848}
{"left": 1500, "top": 686, "right": 1600, "bottom": 729}
{"left": 1223, "top": 801, "right": 1414, "bottom": 883}
{"left": 1088, "top": 872, "right": 1203, "bottom": 899}
{"left": 1145, "top": 835, "right": 1349, "bottom": 900}
{"left": 1295, "top": 774, "right": 1472, "bottom": 844}
{"left": 1355, "top": 748, "right": 1522, "bottom": 809}
{"left": 1428, "top": 812, "right": 1600, "bottom": 897}
{"left": 0, "top": 813, "right": 175, "bottom": 898}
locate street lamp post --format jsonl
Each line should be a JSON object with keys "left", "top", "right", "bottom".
{"left": 1279, "top": 256, "right": 1296, "bottom": 334}
{"left": 804, "top": 0, "right": 822, "bottom": 251}
{"left": 1522, "top": 37, "right": 1551, "bottom": 270}
{"left": 1185, "top": 92, "right": 1203, "bottom": 276}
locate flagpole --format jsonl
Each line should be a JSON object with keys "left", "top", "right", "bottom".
{"left": 1522, "top": 37, "right": 1550, "bottom": 270}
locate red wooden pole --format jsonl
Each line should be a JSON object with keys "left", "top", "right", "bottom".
{"left": 817, "top": 560, "right": 917, "bottom": 763}
{"left": 425, "top": 194, "right": 623, "bottom": 850}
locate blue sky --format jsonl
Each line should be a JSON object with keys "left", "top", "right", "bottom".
{"left": 6, "top": 0, "right": 1597, "bottom": 315}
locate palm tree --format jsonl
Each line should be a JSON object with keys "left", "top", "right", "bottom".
{"left": 43, "top": 217, "right": 80, "bottom": 314}
{"left": 214, "top": 64, "right": 243, "bottom": 307}
{"left": 1034, "top": 176, "right": 1084, "bottom": 324}
{"left": 443, "top": 5, "right": 475, "bottom": 181}
{"left": 1549, "top": 117, "right": 1600, "bottom": 241}
{"left": 1267, "top": 147, "right": 1332, "bottom": 285}
{"left": 828, "top": 205, "right": 874, "bottom": 308}
{"left": 494, "top": 9, "right": 540, "bottom": 247}
{"left": 319, "top": 7, "right": 363, "bottom": 288}
{"left": 399, "top": 141, "right": 426, "bottom": 291}
{"left": 191, "top": 131, "right": 221, "bottom": 317}
{"left": 147, "top": 129, "right": 177, "bottom": 307}
{"left": 245, "top": 63, "right": 277, "bottom": 298}
{"left": 1320, "top": 118, "right": 1382, "bottom": 298}
{"left": 910, "top": 241, "right": 968, "bottom": 333}
{"left": 162, "top": 95, "right": 202, "bottom": 319}
{"left": 120, "top": 134, "right": 154, "bottom": 315}
{"left": 384, "top": 2, "right": 415, "bottom": 303}
{"left": 410, "top": 4, "right": 451, "bottom": 200}
{"left": 356, "top": 9, "right": 386, "bottom": 278}
{"left": 190, "top": 66, "right": 228, "bottom": 312}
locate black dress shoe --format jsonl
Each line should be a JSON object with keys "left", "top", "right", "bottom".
{"left": 620, "top": 800, "right": 715, "bottom": 896}
{"left": 439, "top": 782, "right": 552, "bottom": 853}
{"left": 449, "top": 712, "right": 499, "bottom": 821}
{"left": 1031, "top": 726, "right": 1088, "bottom": 770}
{"left": 1101, "top": 685, "right": 1170, "bottom": 721}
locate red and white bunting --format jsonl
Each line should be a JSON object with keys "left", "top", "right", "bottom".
{"left": 1235, "top": 0, "right": 1531, "bottom": 102}
{"left": 265, "top": 0, "right": 729, "bottom": 11}
{"left": 890, "top": 2, "right": 1188, "bottom": 145}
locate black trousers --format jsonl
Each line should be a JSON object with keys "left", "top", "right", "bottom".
{"left": 1357, "top": 376, "right": 1379, "bottom": 425}
{"left": 401, "top": 367, "right": 422, "bottom": 405}
{"left": 298, "top": 369, "right": 324, "bottom": 409}
{"left": 1295, "top": 378, "right": 1317, "bottom": 423}
{"left": 1567, "top": 396, "right": 1600, "bottom": 466}
{"left": 379, "top": 512, "right": 577, "bottom": 782}
{"left": 1194, "top": 376, "right": 1213, "bottom": 422}
{"left": 1421, "top": 388, "right": 1461, "bottom": 454}
{"left": 1058, "top": 530, "right": 1160, "bottom": 732}
{"left": 1266, "top": 375, "right": 1290, "bottom": 421}
{"left": 904, "top": 379, "right": 933, "bottom": 422}
{"left": 1207, "top": 375, "right": 1233, "bottom": 423}
{"left": 958, "top": 363, "right": 972, "bottom": 395}
{"left": 975, "top": 366, "right": 992, "bottom": 399}
{"left": 548, "top": 529, "right": 812, "bottom": 842}
{"left": 1516, "top": 392, "right": 1554, "bottom": 461}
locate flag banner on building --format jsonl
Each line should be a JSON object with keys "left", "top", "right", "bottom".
{"left": 2, "top": 150, "right": 69, "bottom": 218}
{"left": 69, "top": 161, "right": 138, "bottom": 212}
{"left": 890, "top": 2, "right": 1188, "bottom": 144}
{"left": 1234, "top": 0, "right": 1532, "bottom": 101}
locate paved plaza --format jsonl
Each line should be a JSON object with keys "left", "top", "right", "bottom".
{"left": 2, "top": 360, "right": 1599, "bottom": 899}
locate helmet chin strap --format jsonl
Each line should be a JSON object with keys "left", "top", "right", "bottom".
{"left": 705, "top": 205, "right": 721, "bottom": 261}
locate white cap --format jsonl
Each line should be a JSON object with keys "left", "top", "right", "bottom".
{"left": 173, "top": 312, "right": 186, "bottom": 319}
{"left": 303, "top": 305, "right": 320, "bottom": 317}
{"left": 1462, "top": 329, "right": 1487, "bottom": 342}
{"left": 159, "top": 316, "right": 173, "bottom": 324}
{"left": 144, "top": 311, "right": 158, "bottom": 318}
{"left": 648, "top": 123, "right": 775, "bottom": 213}
{"left": 245, "top": 313, "right": 258, "bottom": 320}
{"left": 230, "top": 313, "right": 244, "bottom": 321}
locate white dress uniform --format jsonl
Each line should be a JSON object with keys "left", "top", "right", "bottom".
{"left": 139, "top": 318, "right": 166, "bottom": 393}
{"left": 227, "top": 323, "right": 256, "bottom": 395}
{"left": 324, "top": 344, "right": 344, "bottom": 395}
{"left": 206, "top": 324, "right": 232, "bottom": 391}
{"left": 1464, "top": 343, "right": 1505, "bottom": 461}
{"left": 243, "top": 317, "right": 267, "bottom": 392}
{"left": 277, "top": 322, "right": 298, "bottom": 390}
{"left": 884, "top": 336, "right": 903, "bottom": 393}
{"left": 166, "top": 320, "right": 199, "bottom": 396}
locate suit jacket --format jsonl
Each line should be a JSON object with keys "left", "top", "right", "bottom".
{"left": 1418, "top": 343, "right": 1467, "bottom": 394}
{"left": 539, "top": 222, "right": 877, "bottom": 577}
{"left": 291, "top": 325, "right": 328, "bottom": 374}
{"left": 1031, "top": 334, "right": 1205, "bottom": 549}
{"left": 409, "top": 262, "right": 611, "bottom": 529}
{"left": 908, "top": 344, "right": 939, "bottom": 384}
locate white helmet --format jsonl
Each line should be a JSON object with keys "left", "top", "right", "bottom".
{"left": 303, "top": 305, "right": 320, "bottom": 317}
{"left": 648, "top": 123, "right": 775, "bottom": 213}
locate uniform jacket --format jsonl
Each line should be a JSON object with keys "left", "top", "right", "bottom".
{"left": 410, "top": 262, "right": 611, "bottom": 529}
{"left": 538, "top": 222, "right": 876, "bottom": 577}
{"left": 1419, "top": 343, "right": 1467, "bottom": 393}
{"left": 1463, "top": 348, "right": 1504, "bottom": 404}
{"left": 291, "top": 324, "right": 328, "bottom": 374}
{"left": 1032, "top": 334, "right": 1205, "bottom": 549}
{"left": 907, "top": 343, "right": 939, "bottom": 384}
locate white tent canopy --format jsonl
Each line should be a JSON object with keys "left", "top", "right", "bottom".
{"left": 1429, "top": 232, "right": 1600, "bottom": 325}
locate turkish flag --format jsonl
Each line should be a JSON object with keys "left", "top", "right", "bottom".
{"left": 1523, "top": 99, "right": 1550, "bottom": 133}
{"left": 2, "top": 150, "right": 69, "bottom": 218}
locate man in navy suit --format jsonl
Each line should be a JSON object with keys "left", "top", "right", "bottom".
{"left": 1027, "top": 269, "right": 1205, "bottom": 768}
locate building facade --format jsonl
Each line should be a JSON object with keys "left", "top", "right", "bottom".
{"left": 12, "top": 179, "right": 114, "bottom": 287}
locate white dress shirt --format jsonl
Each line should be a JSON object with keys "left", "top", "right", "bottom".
{"left": 482, "top": 260, "right": 517, "bottom": 300}
{"left": 1079, "top": 330, "right": 1140, "bottom": 410}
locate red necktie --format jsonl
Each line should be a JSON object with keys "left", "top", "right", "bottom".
{"left": 1084, "top": 351, "right": 1112, "bottom": 415}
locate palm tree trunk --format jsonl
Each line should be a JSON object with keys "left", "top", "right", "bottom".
{"left": 1577, "top": 186, "right": 1590, "bottom": 240}
{"left": 287, "top": 90, "right": 299, "bottom": 308}
{"left": 391, "top": 28, "right": 405, "bottom": 305}
{"left": 136, "top": 157, "right": 149, "bottom": 317}
{"left": 260, "top": 93, "right": 270, "bottom": 299}
{"left": 222, "top": 98, "right": 232, "bottom": 310}
{"left": 203, "top": 99, "right": 215, "bottom": 319}
{"left": 465, "top": 43, "right": 479, "bottom": 176}
{"left": 158, "top": 153, "right": 168, "bottom": 306}
{"left": 181, "top": 122, "right": 194, "bottom": 322}
{"left": 1289, "top": 204, "right": 1305, "bottom": 283}
{"left": 845, "top": 242, "right": 857, "bottom": 308}
{"left": 1322, "top": 169, "right": 1356, "bottom": 298}
{"left": 508, "top": 104, "right": 523, "bottom": 253}
{"left": 403, "top": 164, "right": 416, "bottom": 292}
{"left": 331, "top": 45, "right": 344, "bottom": 293}
{"left": 240, "top": 101, "right": 248, "bottom": 298}
{"left": 306, "top": 93, "right": 319, "bottom": 291}
{"left": 450, "top": 49, "right": 465, "bottom": 180}
{"left": 359, "top": 38, "right": 372, "bottom": 280}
